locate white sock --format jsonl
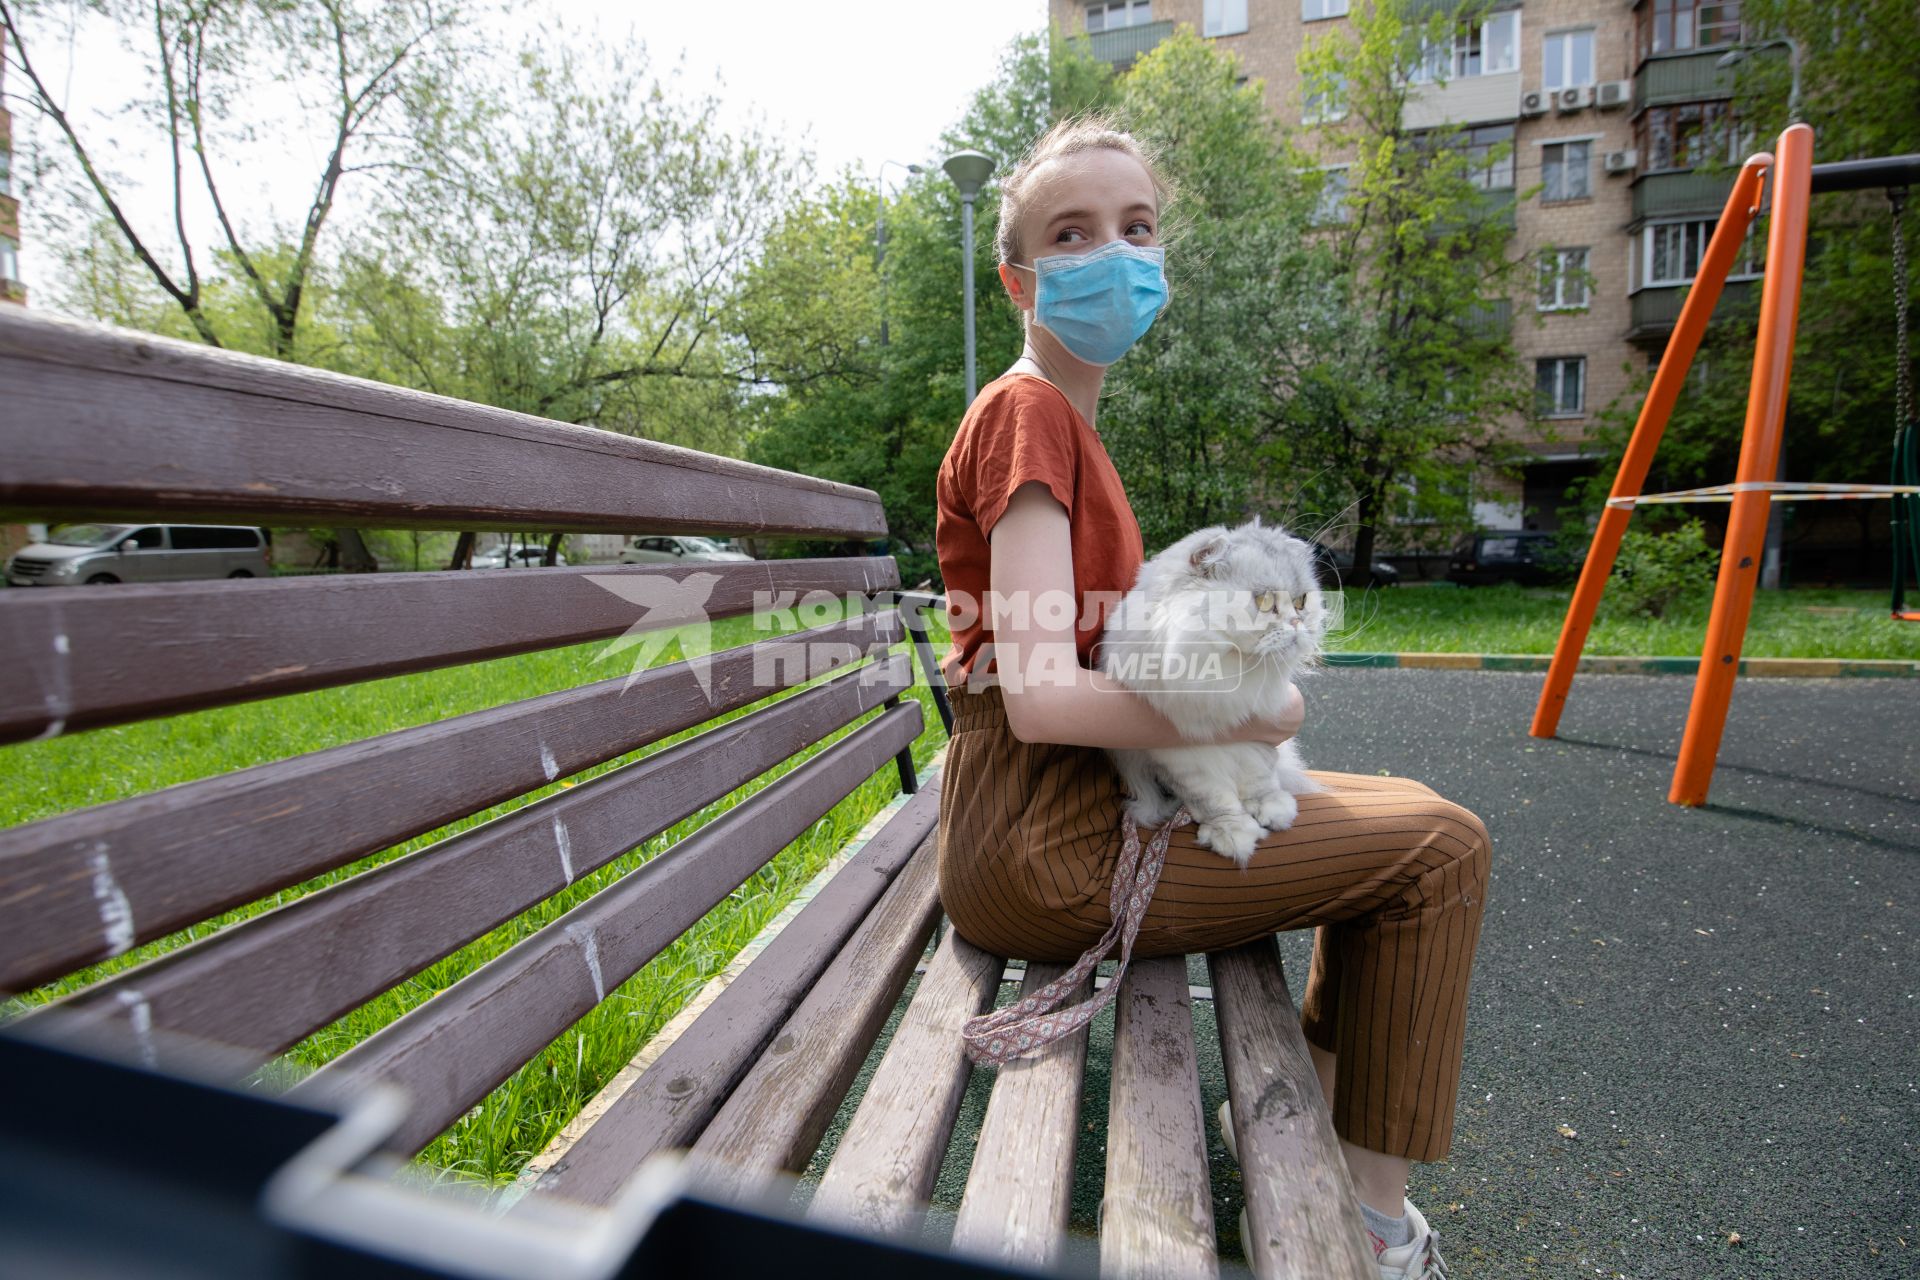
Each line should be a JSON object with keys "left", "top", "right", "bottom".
{"left": 1361, "top": 1198, "right": 1413, "bottom": 1248}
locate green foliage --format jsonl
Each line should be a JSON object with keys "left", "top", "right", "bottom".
{"left": 1604, "top": 517, "right": 1722, "bottom": 620}
{"left": 1275, "top": 0, "right": 1535, "bottom": 571}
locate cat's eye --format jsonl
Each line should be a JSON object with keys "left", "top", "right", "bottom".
{"left": 1293, "top": 592, "right": 1310, "bottom": 610}
{"left": 1254, "top": 591, "right": 1275, "bottom": 612}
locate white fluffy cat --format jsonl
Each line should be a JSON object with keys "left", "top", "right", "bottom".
{"left": 1094, "top": 517, "right": 1331, "bottom": 869}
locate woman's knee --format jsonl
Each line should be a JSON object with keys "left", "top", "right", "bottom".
{"left": 1428, "top": 796, "right": 1493, "bottom": 879}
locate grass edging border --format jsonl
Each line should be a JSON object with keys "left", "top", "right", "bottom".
{"left": 507, "top": 743, "right": 952, "bottom": 1201}
{"left": 1324, "top": 652, "right": 1920, "bottom": 678}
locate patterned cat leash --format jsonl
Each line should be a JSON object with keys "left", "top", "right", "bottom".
{"left": 960, "top": 803, "right": 1194, "bottom": 1066}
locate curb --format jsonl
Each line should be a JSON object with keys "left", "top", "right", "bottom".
{"left": 1323, "top": 652, "right": 1920, "bottom": 678}
{"left": 506, "top": 743, "right": 951, "bottom": 1203}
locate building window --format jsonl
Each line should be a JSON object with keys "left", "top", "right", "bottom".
{"left": 1204, "top": 0, "right": 1248, "bottom": 36}
{"left": 1314, "top": 166, "right": 1352, "bottom": 225}
{"left": 1462, "top": 124, "right": 1515, "bottom": 190}
{"left": 1304, "top": 71, "right": 1348, "bottom": 124}
{"left": 1302, "top": 0, "right": 1348, "bottom": 20}
{"left": 1639, "top": 1, "right": 1743, "bottom": 59}
{"left": 1541, "top": 140, "right": 1592, "bottom": 202}
{"left": 0, "top": 149, "right": 13, "bottom": 199}
{"left": 0, "top": 236, "right": 18, "bottom": 284}
{"left": 1411, "top": 8, "right": 1520, "bottom": 83}
{"left": 1543, "top": 29, "right": 1595, "bottom": 90}
{"left": 1537, "top": 247, "right": 1591, "bottom": 310}
{"left": 1641, "top": 218, "right": 1760, "bottom": 286}
{"left": 1536, "top": 357, "right": 1586, "bottom": 418}
{"left": 1636, "top": 102, "right": 1741, "bottom": 171}
{"left": 1086, "top": 0, "right": 1153, "bottom": 33}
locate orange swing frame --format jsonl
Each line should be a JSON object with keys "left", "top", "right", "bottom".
{"left": 1530, "top": 122, "right": 1820, "bottom": 806}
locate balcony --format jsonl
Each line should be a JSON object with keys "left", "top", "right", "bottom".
{"left": 1628, "top": 278, "right": 1756, "bottom": 344}
{"left": 1633, "top": 50, "right": 1735, "bottom": 113}
{"left": 1631, "top": 168, "right": 1737, "bottom": 224}
{"left": 1465, "top": 297, "right": 1513, "bottom": 339}
{"left": 1084, "top": 19, "right": 1173, "bottom": 70}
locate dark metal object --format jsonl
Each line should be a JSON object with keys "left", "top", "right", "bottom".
{"left": 0, "top": 1027, "right": 1088, "bottom": 1280}
{"left": 1808, "top": 154, "right": 1920, "bottom": 195}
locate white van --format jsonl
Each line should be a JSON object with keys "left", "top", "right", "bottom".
{"left": 5, "top": 523, "right": 273, "bottom": 586}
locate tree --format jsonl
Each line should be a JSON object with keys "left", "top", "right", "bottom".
{"left": 338, "top": 37, "right": 803, "bottom": 453}
{"left": 4, "top": 0, "right": 469, "bottom": 571}
{"left": 1100, "top": 25, "right": 1321, "bottom": 546}
{"left": 1272, "top": 0, "right": 1536, "bottom": 578}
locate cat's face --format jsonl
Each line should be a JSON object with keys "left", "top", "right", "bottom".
{"left": 1149, "top": 518, "right": 1329, "bottom": 668}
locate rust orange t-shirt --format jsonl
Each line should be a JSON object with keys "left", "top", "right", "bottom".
{"left": 934, "top": 372, "right": 1146, "bottom": 686}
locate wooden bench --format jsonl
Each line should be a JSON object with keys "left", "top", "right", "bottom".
{"left": 0, "top": 305, "right": 1373, "bottom": 1279}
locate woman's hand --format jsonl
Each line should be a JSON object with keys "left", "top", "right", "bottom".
{"left": 1235, "top": 681, "right": 1305, "bottom": 747}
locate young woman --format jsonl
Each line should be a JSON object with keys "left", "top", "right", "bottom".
{"left": 931, "top": 114, "right": 1490, "bottom": 1280}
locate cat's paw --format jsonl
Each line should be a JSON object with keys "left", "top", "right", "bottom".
{"left": 1195, "top": 813, "right": 1263, "bottom": 868}
{"left": 1249, "top": 790, "right": 1299, "bottom": 832}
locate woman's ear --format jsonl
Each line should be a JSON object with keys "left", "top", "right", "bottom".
{"left": 997, "top": 262, "right": 1032, "bottom": 310}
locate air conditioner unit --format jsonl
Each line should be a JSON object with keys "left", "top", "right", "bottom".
{"left": 1520, "top": 89, "right": 1550, "bottom": 117}
{"left": 1555, "top": 85, "right": 1592, "bottom": 113}
{"left": 1595, "top": 79, "right": 1630, "bottom": 110}
{"left": 1603, "top": 148, "right": 1639, "bottom": 175}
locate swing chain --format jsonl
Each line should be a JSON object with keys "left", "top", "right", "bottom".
{"left": 1894, "top": 186, "right": 1912, "bottom": 434}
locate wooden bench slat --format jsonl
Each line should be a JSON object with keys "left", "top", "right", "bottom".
{"left": 0, "top": 558, "right": 897, "bottom": 746}
{"left": 0, "top": 612, "right": 903, "bottom": 994}
{"left": 522, "top": 780, "right": 943, "bottom": 1210}
{"left": 20, "top": 656, "right": 916, "bottom": 1063}
{"left": 1100, "top": 955, "right": 1219, "bottom": 1280}
{"left": 807, "top": 924, "right": 1002, "bottom": 1238}
{"left": 1208, "top": 940, "right": 1374, "bottom": 1280}
{"left": 675, "top": 836, "right": 943, "bottom": 1203}
{"left": 949, "top": 961, "right": 1092, "bottom": 1269}
{"left": 285, "top": 702, "right": 923, "bottom": 1154}
{"left": 0, "top": 307, "right": 887, "bottom": 538}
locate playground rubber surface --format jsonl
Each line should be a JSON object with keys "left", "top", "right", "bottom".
{"left": 786, "top": 667, "right": 1918, "bottom": 1279}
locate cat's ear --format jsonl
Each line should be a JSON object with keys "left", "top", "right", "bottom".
{"left": 1188, "top": 533, "right": 1229, "bottom": 578}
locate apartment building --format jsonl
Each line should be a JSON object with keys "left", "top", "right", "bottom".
{"left": 1050, "top": 1, "right": 1754, "bottom": 547}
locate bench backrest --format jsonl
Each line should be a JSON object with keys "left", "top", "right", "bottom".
{"left": 0, "top": 305, "right": 941, "bottom": 1157}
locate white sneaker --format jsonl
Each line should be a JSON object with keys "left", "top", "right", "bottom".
{"left": 1217, "top": 1098, "right": 1239, "bottom": 1163}
{"left": 1370, "top": 1198, "right": 1452, "bottom": 1280}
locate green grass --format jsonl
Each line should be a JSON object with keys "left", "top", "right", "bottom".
{"left": 1, "top": 599, "right": 951, "bottom": 1188}
{"left": 1323, "top": 584, "right": 1920, "bottom": 660}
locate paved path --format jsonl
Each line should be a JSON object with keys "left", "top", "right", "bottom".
{"left": 794, "top": 668, "right": 1917, "bottom": 1279}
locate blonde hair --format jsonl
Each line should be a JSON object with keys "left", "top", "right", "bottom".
{"left": 994, "top": 111, "right": 1177, "bottom": 266}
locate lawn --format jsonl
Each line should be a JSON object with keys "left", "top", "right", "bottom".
{"left": 0, "top": 599, "right": 948, "bottom": 1187}
{"left": 1324, "top": 584, "right": 1920, "bottom": 660}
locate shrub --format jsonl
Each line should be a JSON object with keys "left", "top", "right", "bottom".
{"left": 1606, "top": 517, "right": 1720, "bottom": 619}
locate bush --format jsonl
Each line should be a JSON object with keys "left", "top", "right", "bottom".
{"left": 1606, "top": 517, "right": 1720, "bottom": 619}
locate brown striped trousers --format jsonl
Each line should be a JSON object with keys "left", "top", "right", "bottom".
{"left": 934, "top": 681, "right": 1493, "bottom": 1163}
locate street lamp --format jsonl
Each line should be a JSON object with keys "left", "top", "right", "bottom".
{"left": 942, "top": 149, "right": 996, "bottom": 407}
{"left": 1718, "top": 35, "right": 1804, "bottom": 587}
{"left": 1717, "top": 36, "right": 1802, "bottom": 125}
{"left": 874, "top": 159, "right": 923, "bottom": 346}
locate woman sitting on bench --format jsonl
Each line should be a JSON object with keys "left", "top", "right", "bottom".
{"left": 931, "top": 114, "right": 1491, "bottom": 1280}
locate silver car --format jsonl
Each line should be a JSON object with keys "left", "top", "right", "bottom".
{"left": 619, "top": 534, "right": 752, "bottom": 565}
{"left": 5, "top": 523, "right": 272, "bottom": 586}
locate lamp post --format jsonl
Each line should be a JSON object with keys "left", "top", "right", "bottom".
{"left": 1717, "top": 35, "right": 1804, "bottom": 588}
{"left": 874, "top": 160, "right": 923, "bottom": 346}
{"left": 942, "top": 149, "right": 996, "bottom": 407}
{"left": 1716, "top": 36, "right": 1803, "bottom": 125}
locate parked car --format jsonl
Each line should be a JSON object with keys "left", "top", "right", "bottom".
{"left": 1446, "top": 530, "right": 1576, "bottom": 586}
{"left": 471, "top": 545, "right": 568, "bottom": 569}
{"left": 619, "top": 534, "right": 754, "bottom": 565}
{"left": 1305, "top": 538, "right": 1400, "bottom": 589}
{"left": 5, "top": 522, "right": 271, "bottom": 586}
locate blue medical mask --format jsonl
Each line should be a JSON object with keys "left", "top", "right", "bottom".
{"left": 1014, "top": 240, "right": 1169, "bottom": 366}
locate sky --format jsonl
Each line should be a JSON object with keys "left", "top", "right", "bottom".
{"left": 9, "top": 0, "right": 1050, "bottom": 305}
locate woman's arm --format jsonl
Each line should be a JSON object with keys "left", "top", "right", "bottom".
{"left": 981, "top": 482, "right": 1303, "bottom": 750}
